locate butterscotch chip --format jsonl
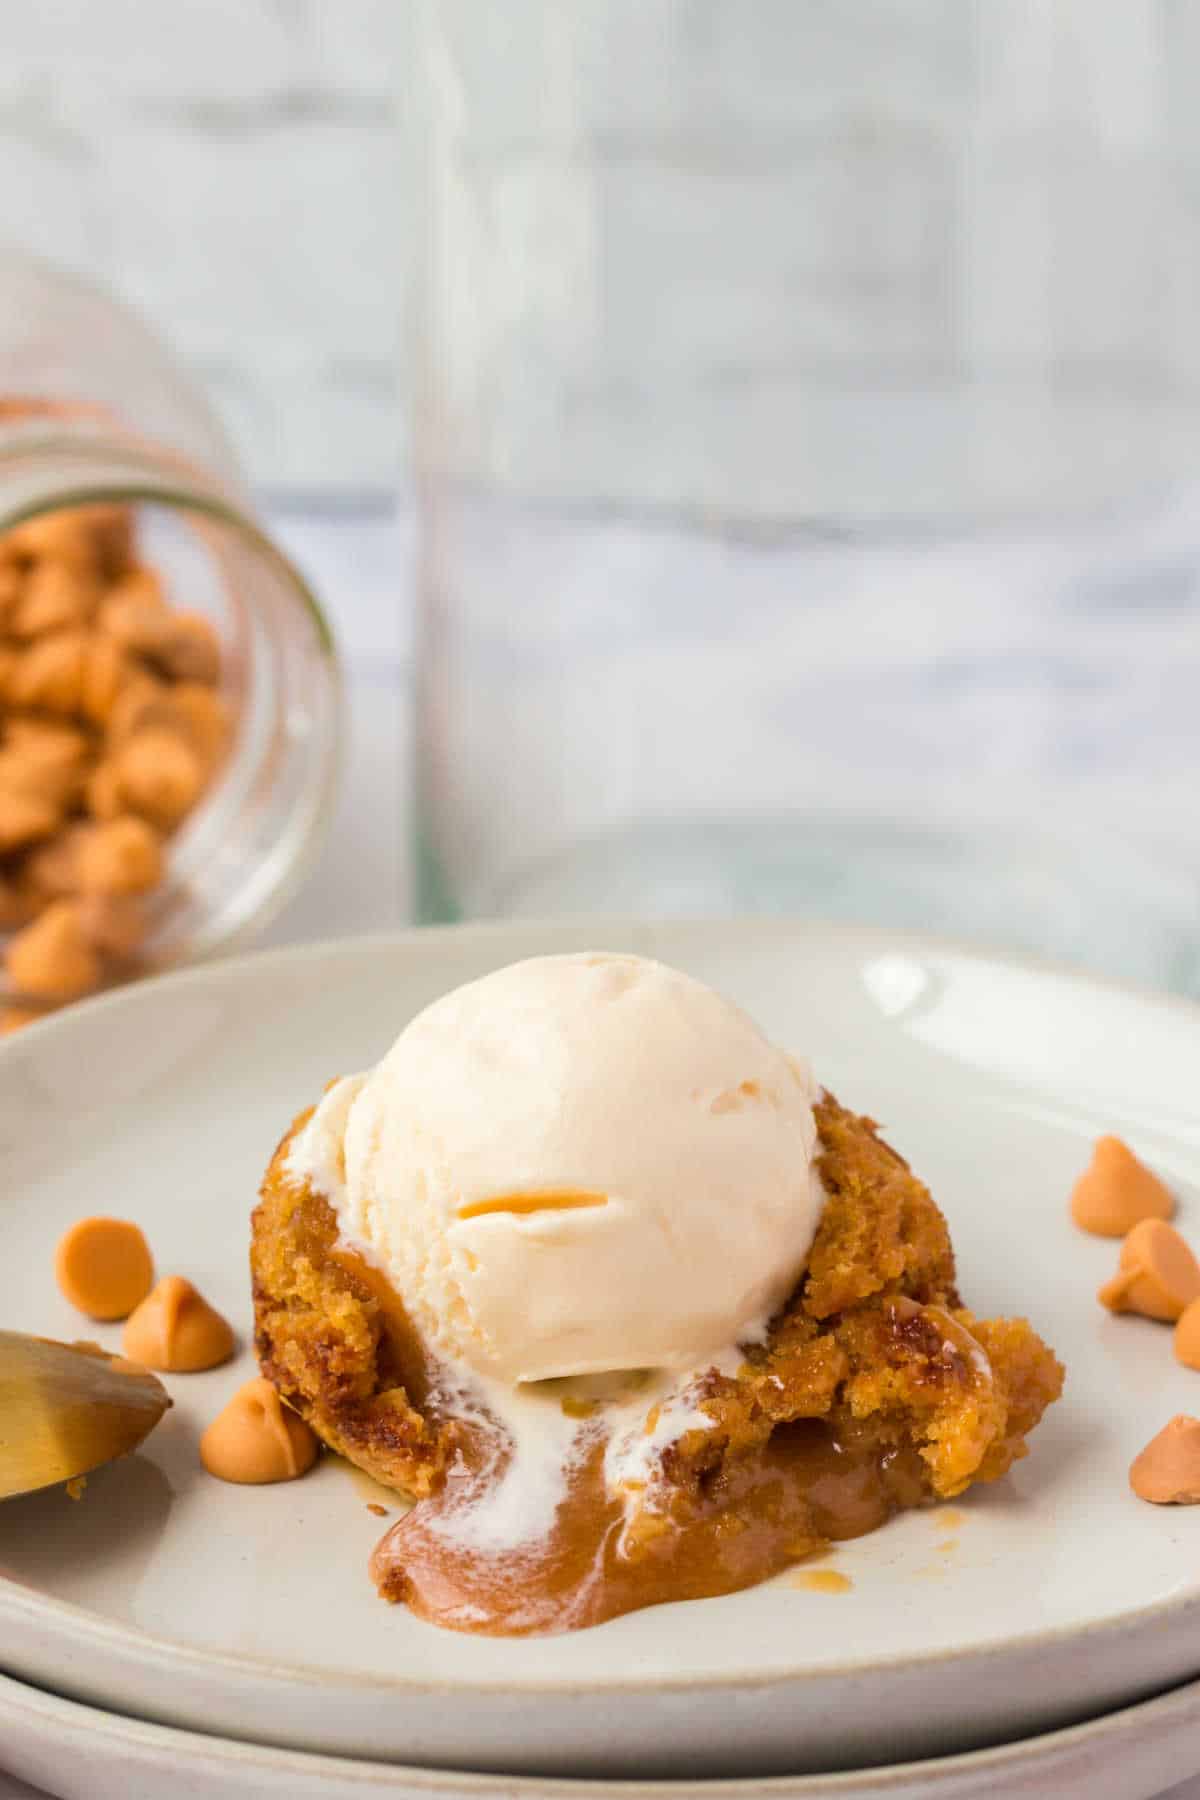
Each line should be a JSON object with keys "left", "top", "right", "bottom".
{"left": 1174, "top": 1300, "right": 1200, "bottom": 1370}
{"left": 24, "top": 823, "right": 94, "bottom": 898}
{"left": 1098, "top": 1219, "right": 1200, "bottom": 1323}
{"left": 84, "top": 758, "right": 124, "bottom": 820}
{"left": 10, "top": 562, "right": 97, "bottom": 639}
{"left": 8, "top": 631, "right": 88, "bottom": 715}
{"left": 1, "top": 508, "right": 230, "bottom": 995}
{"left": 54, "top": 1216, "right": 155, "bottom": 1321}
{"left": 0, "top": 558, "right": 20, "bottom": 626}
{"left": 78, "top": 634, "right": 132, "bottom": 726}
{"left": 0, "top": 789, "right": 60, "bottom": 852}
{"left": 0, "top": 873, "right": 40, "bottom": 929}
{"left": 76, "top": 504, "right": 135, "bottom": 580}
{"left": 77, "top": 816, "right": 163, "bottom": 895}
{"left": 113, "top": 729, "right": 203, "bottom": 830}
{"left": 5, "top": 718, "right": 90, "bottom": 772}
{"left": 0, "top": 1003, "right": 44, "bottom": 1034}
{"left": 1130, "top": 1416, "right": 1200, "bottom": 1504}
{"left": 5, "top": 900, "right": 101, "bottom": 999}
{"left": 200, "top": 1378, "right": 319, "bottom": 1485}
{"left": 4, "top": 510, "right": 98, "bottom": 573}
{"left": 97, "top": 571, "right": 168, "bottom": 655}
{"left": 1071, "top": 1136, "right": 1174, "bottom": 1238}
{"left": 0, "top": 745, "right": 84, "bottom": 814}
{"left": 148, "top": 612, "right": 220, "bottom": 685}
{"left": 170, "top": 683, "right": 232, "bottom": 767}
{"left": 5, "top": 506, "right": 132, "bottom": 577}
{"left": 123, "top": 1276, "right": 235, "bottom": 1372}
{"left": 75, "top": 891, "right": 149, "bottom": 958}
{"left": 105, "top": 674, "right": 177, "bottom": 746}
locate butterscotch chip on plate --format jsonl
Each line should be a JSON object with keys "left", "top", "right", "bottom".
{"left": 55, "top": 1216, "right": 155, "bottom": 1321}
{"left": 1130, "top": 1416, "right": 1200, "bottom": 1504}
{"left": 1174, "top": 1299, "right": 1200, "bottom": 1370}
{"left": 0, "top": 1004, "right": 43, "bottom": 1035}
{"left": 201, "top": 1378, "right": 319, "bottom": 1485}
{"left": 1098, "top": 1220, "right": 1200, "bottom": 1323}
{"left": 1071, "top": 1136, "right": 1174, "bottom": 1238}
{"left": 123, "top": 1276, "right": 235, "bottom": 1373}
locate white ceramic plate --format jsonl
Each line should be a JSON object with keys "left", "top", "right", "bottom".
{"left": 6, "top": 1670, "right": 1200, "bottom": 1800}
{"left": 1, "top": 921, "right": 1199, "bottom": 1781}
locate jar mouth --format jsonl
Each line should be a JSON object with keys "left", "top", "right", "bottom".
{"left": 0, "top": 452, "right": 343, "bottom": 987}
{"left": 0, "top": 469, "right": 337, "bottom": 657}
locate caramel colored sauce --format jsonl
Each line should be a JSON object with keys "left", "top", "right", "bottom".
{"left": 328, "top": 1452, "right": 409, "bottom": 1514}
{"left": 332, "top": 1248, "right": 934, "bottom": 1637}
{"left": 370, "top": 1417, "right": 925, "bottom": 1637}
{"left": 457, "top": 1190, "right": 609, "bottom": 1221}
{"left": 792, "top": 1568, "right": 852, "bottom": 1594}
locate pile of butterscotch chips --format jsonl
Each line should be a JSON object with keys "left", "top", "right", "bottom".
{"left": 0, "top": 504, "right": 231, "bottom": 1030}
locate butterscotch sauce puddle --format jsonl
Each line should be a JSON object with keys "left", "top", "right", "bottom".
{"left": 331, "top": 1246, "right": 932, "bottom": 1636}
{"left": 369, "top": 1410, "right": 923, "bottom": 1636}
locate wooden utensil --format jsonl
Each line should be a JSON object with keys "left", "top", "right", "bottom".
{"left": 0, "top": 1330, "right": 170, "bottom": 1501}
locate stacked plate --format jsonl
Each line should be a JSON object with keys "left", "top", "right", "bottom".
{"left": 3, "top": 920, "right": 1200, "bottom": 1800}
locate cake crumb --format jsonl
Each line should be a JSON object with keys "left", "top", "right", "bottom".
{"left": 65, "top": 1475, "right": 87, "bottom": 1501}
{"left": 367, "top": 1503, "right": 389, "bottom": 1517}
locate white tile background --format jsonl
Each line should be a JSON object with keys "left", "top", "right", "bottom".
{"left": 0, "top": 1, "right": 398, "bottom": 494}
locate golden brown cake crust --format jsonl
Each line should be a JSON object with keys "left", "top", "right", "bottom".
{"left": 251, "top": 1108, "right": 455, "bottom": 1499}
{"left": 251, "top": 1091, "right": 1064, "bottom": 1506}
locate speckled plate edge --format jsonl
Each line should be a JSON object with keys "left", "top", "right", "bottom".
{"left": 4, "top": 1662, "right": 1200, "bottom": 1800}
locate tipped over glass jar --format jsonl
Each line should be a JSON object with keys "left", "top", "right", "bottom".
{"left": 0, "top": 251, "right": 341, "bottom": 1027}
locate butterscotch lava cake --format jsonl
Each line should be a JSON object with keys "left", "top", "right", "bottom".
{"left": 252, "top": 954, "right": 1063, "bottom": 1635}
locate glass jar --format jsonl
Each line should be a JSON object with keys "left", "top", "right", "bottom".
{"left": 0, "top": 251, "right": 341, "bottom": 987}
{"left": 406, "top": 2, "right": 1200, "bottom": 996}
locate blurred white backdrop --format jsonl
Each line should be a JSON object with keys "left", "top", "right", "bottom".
{"left": 0, "top": 0, "right": 398, "bottom": 496}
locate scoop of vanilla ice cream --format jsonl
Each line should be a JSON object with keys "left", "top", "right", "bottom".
{"left": 302, "top": 953, "right": 823, "bottom": 1386}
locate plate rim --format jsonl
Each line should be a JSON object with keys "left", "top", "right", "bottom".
{"left": 3, "top": 1660, "right": 1200, "bottom": 1797}
{"left": 3, "top": 911, "right": 1199, "bottom": 1048}
{"left": 2, "top": 915, "right": 1199, "bottom": 1704}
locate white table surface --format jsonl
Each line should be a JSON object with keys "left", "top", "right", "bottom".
{"left": 2, "top": 505, "right": 1198, "bottom": 1800}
